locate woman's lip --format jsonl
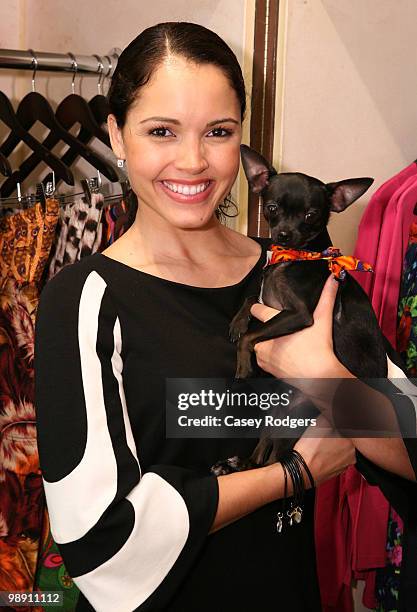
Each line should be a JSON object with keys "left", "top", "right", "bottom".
{"left": 161, "top": 178, "right": 212, "bottom": 185}
{"left": 158, "top": 180, "right": 215, "bottom": 204}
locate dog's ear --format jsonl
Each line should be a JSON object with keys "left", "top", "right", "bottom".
{"left": 326, "top": 177, "right": 374, "bottom": 212}
{"left": 240, "top": 144, "right": 277, "bottom": 194}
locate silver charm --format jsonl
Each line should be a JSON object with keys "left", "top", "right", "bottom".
{"left": 276, "top": 512, "right": 283, "bottom": 533}
{"left": 117, "top": 158, "right": 125, "bottom": 168}
{"left": 287, "top": 508, "right": 294, "bottom": 526}
{"left": 293, "top": 506, "right": 303, "bottom": 524}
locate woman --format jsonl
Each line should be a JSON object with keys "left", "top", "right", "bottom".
{"left": 34, "top": 22, "right": 416, "bottom": 611}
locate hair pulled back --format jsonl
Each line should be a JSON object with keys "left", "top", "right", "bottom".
{"left": 108, "top": 22, "right": 244, "bottom": 221}
{"left": 108, "top": 21, "right": 246, "bottom": 127}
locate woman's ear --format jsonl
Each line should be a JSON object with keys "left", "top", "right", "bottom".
{"left": 107, "top": 114, "right": 126, "bottom": 160}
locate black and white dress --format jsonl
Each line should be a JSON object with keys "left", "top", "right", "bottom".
{"left": 34, "top": 235, "right": 417, "bottom": 612}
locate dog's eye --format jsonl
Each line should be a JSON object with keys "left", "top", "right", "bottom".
{"left": 267, "top": 204, "right": 278, "bottom": 214}
{"left": 305, "top": 211, "right": 318, "bottom": 223}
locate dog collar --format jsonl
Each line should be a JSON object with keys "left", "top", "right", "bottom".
{"left": 264, "top": 245, "right": 373, "bottom": 280}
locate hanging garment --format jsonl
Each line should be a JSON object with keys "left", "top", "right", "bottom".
{"left": 315, "top": 467, "right": 389, "bottom": 611}
{"left": 47, "top": 195, "right": 104, "bottom": 281}
{"left": 356, "top": 178, "right": 417, "bottom": 611}
{"left": 366, "top": 176, "right": 417, "bottom": 348}
{"left": 78, "top": 193, "right": 104, "bottom": 259}
{"left": 0, "top": 200, "right": 59, "bottom": 287}
{"left": 0, "top": 199, "right": 59, "bottom": 607}
{"left": 103, "top": 199, "right": 130, "bottom": 246}
{"left": 316, "top": 166, "right": 417, "bottom": 612}
{"left": 374, "top": 507, "right": 403, "bottom": 611}
{"left": 62, "top": 199, "right": 93, "bottom": 268}
{"left": 397, "top": 220, "right": 417, "bottom": 374}
{"left": 353, "top": 162, "right": 417, "bottom": 297}
{"left": 380, "top": 218, "right": 417, "bottom": 608}
{"left": 34, "top": 508, "right": 80, "bottom": 611}
{"left": 47, "top": 203, "right": 72, "bottom": 280}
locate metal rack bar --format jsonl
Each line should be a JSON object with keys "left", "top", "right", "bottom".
{"left": 0, "top": 48, "right": 119, "bottom": 76}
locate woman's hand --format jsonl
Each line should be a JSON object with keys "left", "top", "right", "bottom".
{"left": 250, "top": 273, "right": 350, "bottom": 379}
{"left": 294, "top": 414, "right": 357, "bottom": 486}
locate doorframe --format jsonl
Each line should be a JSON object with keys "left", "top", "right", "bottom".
{"left": 247, "top": 0, "right": 281, "bottom": 237}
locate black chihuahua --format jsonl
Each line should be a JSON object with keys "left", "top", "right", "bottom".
{"left": 232, "top": 144, "right": 386, "bottom": 381}
{"left": 211, "top": 145, "right": 387, "bottom": 474}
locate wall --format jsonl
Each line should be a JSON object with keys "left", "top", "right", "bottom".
{"left": 22, "top": 0, "right": 247, "bottom": 101}
{"left": 275, "top": 0, "right": 417, "bottom": 253}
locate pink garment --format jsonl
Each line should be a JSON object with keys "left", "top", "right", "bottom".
{"left": 352, "top": 162, "right": 417, "bottom": 297}
{"left": 316, "top": 470, "right": 389, "bottom": 611}
{"left": 370, "top": 177, "right": 417, "bottom": 347}
{"left": 316, "top": 163, "right": 417, "bottom": 612}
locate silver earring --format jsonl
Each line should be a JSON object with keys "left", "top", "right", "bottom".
{"left": 117, "top": 158, "right": 125, "bottom": 168}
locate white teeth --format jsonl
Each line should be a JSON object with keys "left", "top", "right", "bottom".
{"left": 163, "top": 181, "right": 210, "bottom": 195}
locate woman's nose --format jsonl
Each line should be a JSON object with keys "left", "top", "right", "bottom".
{"left": 174, "top": 137, "right": 209, "bottom": 174}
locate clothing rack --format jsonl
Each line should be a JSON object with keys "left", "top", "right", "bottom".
{"left": 0, "top": 48, "right": 126, "bottom": 209}
{"left": 0, "top": 48, "right": 120, "bottom": 76}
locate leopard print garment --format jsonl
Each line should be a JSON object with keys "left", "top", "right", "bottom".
{"left": 47, "top": 194, "right": 104, "bottom": 280}
{"left": 0, "top": 199, "right": 59, "bottom": 288}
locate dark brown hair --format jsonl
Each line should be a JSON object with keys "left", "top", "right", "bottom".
{"left": 108, "top": 21, "right": 246, "bottom": 127}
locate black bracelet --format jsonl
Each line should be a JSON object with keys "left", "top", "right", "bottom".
{"left": 292, "top": 449, "right": 315, "bottom": 489}
{"left": 286, "top": 453, "right": 304, "bottom": 526}
{"left": 285, "top": 454, "right": 301, "bottom": 504}
{"left": 277, "top": 449, "right": 308, "bottom": 533}
{"left": 277, "top": 462, "right": 288, "bottom": 533}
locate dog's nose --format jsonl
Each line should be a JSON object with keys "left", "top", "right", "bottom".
{"left": 277, "top": 231, "right": 290, "bottom": 243}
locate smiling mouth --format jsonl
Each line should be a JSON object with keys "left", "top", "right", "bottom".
{"left": 161, "top": 180, "right": 211, "bottom": 195}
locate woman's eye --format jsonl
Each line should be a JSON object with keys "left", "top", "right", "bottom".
{"left": 149, "top": 126, "right": 174, "bottom": 138}
{"left": 208, "top": 127, "right": 232, "bottom": 137}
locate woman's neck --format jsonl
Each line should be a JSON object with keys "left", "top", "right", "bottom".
{"left": 126, "top": 207, "right": 233, "bottom": 266}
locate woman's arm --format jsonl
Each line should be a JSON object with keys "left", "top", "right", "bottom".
{"left": 35, "top": 265, "right": 220, "bottom": 612}
{"left": 211, "top": 414, "right": 356, "bottom": 533}
{"left": 250, "top": 274, "right": 417, "bottom": 482}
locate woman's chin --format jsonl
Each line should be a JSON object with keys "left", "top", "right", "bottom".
{"left": 165, "top": 209, "right": 218, "bottom": 230}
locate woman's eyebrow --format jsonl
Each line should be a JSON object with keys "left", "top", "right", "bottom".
{"left": 138, "top": 116, "right": 239, "bottom": 126}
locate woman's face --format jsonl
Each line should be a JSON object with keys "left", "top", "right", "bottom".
{"left": 108, "top": 55, "right": 242, "bottom": 230}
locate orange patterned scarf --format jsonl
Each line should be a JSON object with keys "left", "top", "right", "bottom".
{"left": 265, "top": 245, "right": 373, "bottom": 280}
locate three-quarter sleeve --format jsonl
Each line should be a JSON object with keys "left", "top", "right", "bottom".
{"left": 355, "top": 336, "right": 417, "bottom": 521}
{"left": 34, "top": 264, "right": 218, "bottom": 612}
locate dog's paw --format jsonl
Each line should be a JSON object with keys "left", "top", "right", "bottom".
{"left": 229, "top": 316, "right": 250, "bottom": 343}
{"left": 235, "top": 354, "right": 254, "bottom": 379}
{"left": 211, "top": 456, "right": 258, "bottom": 475}
{"left": 210, "top": 456, "right": 247, "bottom": 475}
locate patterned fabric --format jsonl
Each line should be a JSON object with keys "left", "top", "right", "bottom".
{"left": 0, "top": 200, "right": 59, "bottom": 611}
{"left": 48, "top": 196, "right": 104, "bottom": 281}
{"left": 34, "top": 508, "right": 79, "bottom": 611}
{"left": 0, "top": 200, "right": 59, "bottom": 288}
{"left": 265, "top": 245, "right": 373, "bottom": 280}
{"left": 375, "top": 509, "right": 402, "bottom": 611}
{"left": 103, "top": 199, "right": 129, "bottom": 246}
{"left": 376, "top": 218, "right": 417, "bottom": 612}
{"left": 397, "top": 220, "right": 417, "bottom": 375}
{"left": 47, "top": 204, "right": 72, "bottom": 281}
{"left": 79, "top": 194, "right": 104, "bottom": 259}
{"left": 62, "top": 199, "right": 91, "bottom": 266}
